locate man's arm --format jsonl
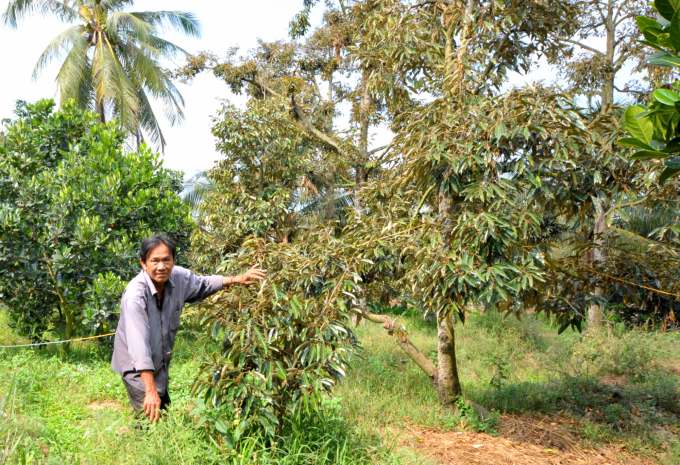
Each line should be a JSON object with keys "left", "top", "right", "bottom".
{"left": 222, "top": 265, "right": 266, "bottom": 286}
{"left": 183, "top": 265, "right": 266, "bottom": 303}
{"left": 123, "top": 298, "right": 160, "bottom": 423}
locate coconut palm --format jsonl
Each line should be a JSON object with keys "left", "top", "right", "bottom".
{"left": 3, "top": 0, "right": 200, "bottom": 150}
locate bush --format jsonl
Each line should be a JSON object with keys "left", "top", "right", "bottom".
{"left": 0, "top": 99, "right": 193, "bottom": 340}
{"left": 191, "top": 235, "right": 360, "bottom": 441}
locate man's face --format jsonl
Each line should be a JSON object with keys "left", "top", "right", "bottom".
{"left": 140, "top": 243, "right": 175, "bottom": 285}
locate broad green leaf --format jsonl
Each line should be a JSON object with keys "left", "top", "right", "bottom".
{"left": 665, "top": 155, "right": 680, "bottom": 168}
{"left": 654, "top": 88, "right": 680, "bottom": 105}
{"left": 637, "top": 15, "right": 661, "bottom": 32}
{"left": 623, "top": 106, "right": 655, "bottom": 147}
{"left": 494, "top": 122, "right": 507, "bottom": 139}
{"left": 656, "top": 0, "right": 680, "bottom": 21}
{"left": 672, "top": 12, "right": 680, "bottom": 50}
{"left": 631, "top": 150, "right": 669, "bottom": 160}
{"left": 638, "top": 39, "right": 665, "bottom": 52}
{"left": 659, "top": 166, "right": 680, "bottom": 183}
{"left": 617, "top": 137, "right": 655, "bottom": 150}
{"left": 649, "top": 51, "right": 680, "bottom": 66}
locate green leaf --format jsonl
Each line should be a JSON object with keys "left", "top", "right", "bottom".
{"left": 637, "top": 15, "right": 662, "bottom": 32}
{"left": 617, "top": 137, "right": 655, "bottom": 150}
{"left": 665, "top": 155, "right": 680, "bottom": 168}
{"left": 654, "top": 88, "right": 680, "bottom": 105}
{"left": 623, "top": 106, "right": 655, "bottom": 147}
{"left": 638, "top": 39, "right": 665, "bottom": 52}
{"left": 631, "top": 150, "right": 668, "bottom": 160}
{"left": 659, "top": 166, "right": 680, "bottom": 183}
{"left": 214, "top": 419, "right": 230, "bottom": 434}
{"left": 494, "top": 122, "right": 507, "bottom": 139}
{"left": 656, "top": 0, "right": 680, "bottom": 21}
{"left": 649, "top": 51, "right": 680, "bottom": 66}
{"left": 557, "top": 321, "right": 570, "bottom": 335}
{"left": 671, "top": 12, "right": 680, "bottom": 50}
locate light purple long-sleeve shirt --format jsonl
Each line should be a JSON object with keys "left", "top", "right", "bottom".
{"left": 110, "top": 266, "right": 223, "bottom": 394}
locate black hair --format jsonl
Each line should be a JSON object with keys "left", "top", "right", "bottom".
{"left": 140, "top": 234, "right": 177, "bottom": 263}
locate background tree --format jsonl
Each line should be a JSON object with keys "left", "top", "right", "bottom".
{"left": 310, "top": 0, "right": 593, "bottom": 408}
{"left": 548, "top": 0, "right": 656, "bottom": 111}
{"left": 2, "top": 0, "right": 201, "bottom": 150}
{"left": 0, "top": 99, "right": 193, "bottom": 340}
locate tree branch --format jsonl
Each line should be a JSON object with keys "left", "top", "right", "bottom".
{"left": 291, "top": 97, "right": 352, "bottom": 157}
{"left": 308, "top": 73, "right": 326, "bottom": 103}
{"left": 368, "top": 144, "right": 389, "bottom": 156}
{"left": 242, "top": 76, "right": 353, "bottom": 158}
{"left": 409, "top": 0, "right": 450, "bottom": 10}
{"left": 613, "top": 85, "right": 646, "bottom": 95}
{"left": 556, "top": 37, "right": 605, "bottom": 56}
{"left": 360, "top": 307, "right": 438, "bottom": 381}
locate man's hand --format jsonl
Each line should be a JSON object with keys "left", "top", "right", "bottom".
{"left": 144, "top": 389, "right": 162, "bottom": 423}
{"left": 140, "top": 370, "right": 161, "bottom": 424}
{"left": 224, "top": 265, "right": 266, "bottom": 286}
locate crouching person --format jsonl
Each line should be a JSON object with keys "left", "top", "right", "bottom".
{"left": 111, "top": 234, "right": 265, "bottom": 423}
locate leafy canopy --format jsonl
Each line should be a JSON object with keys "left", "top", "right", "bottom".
{"left": 0, "top": 99, "right": 193, "bottom": 340}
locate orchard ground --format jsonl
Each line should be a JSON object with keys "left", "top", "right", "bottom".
{"left": 1, "top": 307, "right": 680, "bottom": 464}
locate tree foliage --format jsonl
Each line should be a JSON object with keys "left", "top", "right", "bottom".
{"left": 621, "top": 0, "right": 680, "bottom": 184}
{"left": 0, "top": 99, "right": 193, "bottom": 340}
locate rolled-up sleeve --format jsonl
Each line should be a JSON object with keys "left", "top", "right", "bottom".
{"left": 182, "top": 269, "right": 223, "bottom": 304}
{"left": 123, "top": 297, "right": 155, "bottom": 372}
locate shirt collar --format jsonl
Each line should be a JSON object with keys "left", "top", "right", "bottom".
{"left": 142, "top": 270, "right": 175, "bottom": 296}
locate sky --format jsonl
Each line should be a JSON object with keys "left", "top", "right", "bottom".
{"left": 0, "top": 1, "right": 638, "bottom": 178}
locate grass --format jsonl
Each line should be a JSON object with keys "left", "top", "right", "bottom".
{"left": 1, "top": 306, "right": 680, "bottom": 463}
{"left": 0, "top": 312, "right": 410, "bottom": 465}
{"left": 337, "top": 307, "right": 680, "bottom": 462}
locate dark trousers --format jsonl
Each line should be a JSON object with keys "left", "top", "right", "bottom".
{"left": 123, "top": 379, "right": 171, "bottom": 419}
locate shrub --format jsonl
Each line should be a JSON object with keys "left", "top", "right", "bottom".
{"left": 0, "top": 99, "right": 193, "bottom": 339}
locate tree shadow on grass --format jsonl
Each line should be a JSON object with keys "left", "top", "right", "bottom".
{"left": 467, "top": 374, "right": 680, "bottom": 458}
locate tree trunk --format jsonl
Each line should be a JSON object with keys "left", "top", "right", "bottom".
{"left": 44, "top": 251, "right": 76, "bottom": 347}
{"left": 325, "top": 172, "right": 335, "bottom": 221}
{"left": 135, "top": 127, "right": 142, "bottom": 150}
{"left": 356, "top": 67, "right": 371, "bottom": 186}
{"left": 588, "top": 208, "right": 608, "bottom": 330}
{"left": 435, "top": 312, "right": 462, "bottom": 404}
{"left": 601, "top": 0, "right": 615, "bottom": 113}
{"left": 351, "top": 68, "right": 373, "bottom": 327}
{"left": 97, "top": 100, "right": 106, "bottom": 123}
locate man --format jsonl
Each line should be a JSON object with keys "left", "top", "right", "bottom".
{"left": 111, "top": 234, "right": 265, "bottom": 423}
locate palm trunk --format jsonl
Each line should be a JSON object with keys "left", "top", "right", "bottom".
{"left": 97, "top": 100, "right": 106, "bottom": 123}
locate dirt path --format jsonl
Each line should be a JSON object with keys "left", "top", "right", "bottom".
{"left": 403, "top": 416, "right": 657, "bottom": 465}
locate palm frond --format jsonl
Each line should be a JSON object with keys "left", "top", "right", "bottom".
{"left": 135, "top": 86, "right": 166, "bottom": 150}
{"left": 130, "top": 10, "right": 201, "bottom": 38}
{"left": 33, "top": 24, "right": 87, "bottom": 80}
{"left": 3, "top": 0, "right": 79, "bottom": 28}
{"left": 182, "top": 170, "right": 216, "bottom": 217}
{"left": 106, "top": 11, "right": 153, "bottom": 44}
{"left": 92, "top": 31, "right": 139, "bottom": 127}
{"left": 55, "top": 33, "right": 94, "bottom": 109}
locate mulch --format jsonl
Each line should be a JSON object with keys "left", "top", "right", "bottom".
{"left": 403, "top": 415, "right": 657, "bottom": 465}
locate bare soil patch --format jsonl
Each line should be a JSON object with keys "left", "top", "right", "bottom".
{"left": 85, "top": 400, "right": 123, "bottom": 411}
{"left": 403, "top": 415, "right": 655, "bottom": 465}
